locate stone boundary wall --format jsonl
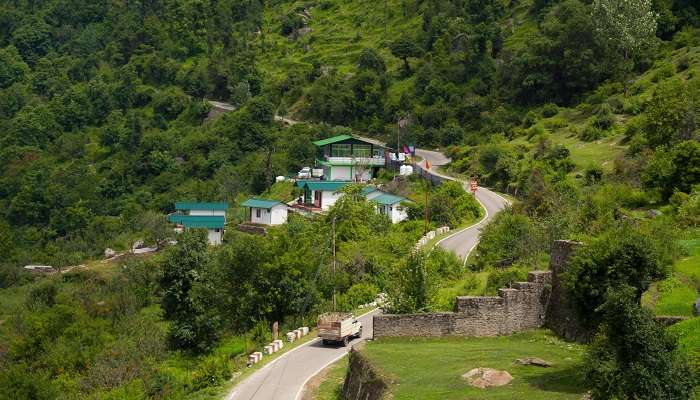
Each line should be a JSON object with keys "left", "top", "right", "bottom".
{"left": 373, "top": 271, "right": 551, "bottom": 338}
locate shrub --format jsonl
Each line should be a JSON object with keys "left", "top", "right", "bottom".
{"left": 579, "top": 123, "right": 604, "bottom": 141}
{"left": 585, "top": 286, "right": 695, "bottom": 400}
{"left": 190, "top": 355, "right": 232, "bottom": 390}
{"left": 592, "top": 103, "right": 615, "bottom": 130}
{"left": 563, "top": 225, "right": 669, "bottom": 327}
{"left": 27, "top": 279, "right": 58, "bottom": 309}
{"left": 482, "top": 267, "right": 528, "bottom": 295}
{"left": 584, "top": 165, "right": 603, "bottom": 185}
{"left": 521, "top": 111, "right": 537, "bottom": 128}
{"left": 541, "top": 103, "right": 559, "bottom": 118}
{"left": 340, "top": 282, "right": 379, "bottom": 309}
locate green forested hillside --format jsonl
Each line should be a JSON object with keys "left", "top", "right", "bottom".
{"left": 0, "top": 0, "right": 699, "bottom": 399}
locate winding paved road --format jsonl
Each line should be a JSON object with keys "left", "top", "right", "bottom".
{"left": 226, "top": 309, "right": 379, "bottom": 400}
{"left": 415, "top": 149, "right": 510, "bottom": 262}
{"left": 225, "top": 150, "right": 508, "bottom": 400}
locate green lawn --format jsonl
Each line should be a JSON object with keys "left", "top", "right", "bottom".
{"left": 304, "top": 356, "right": 347, "bottom": 400}
{"left": 362, "top": 330, "right": 587, "bottom": 400}
{"left": 643, "top": 230, "right": 700, "bottom": 317}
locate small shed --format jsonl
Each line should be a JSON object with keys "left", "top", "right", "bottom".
{"left": 371, "top": 193, "right": 409, "bottom": 224}
{"left": 241, "top": 198, "right": 289, "bottom": 225}
{"left": 169, "top": 202, "right": 228, "bottom": 245}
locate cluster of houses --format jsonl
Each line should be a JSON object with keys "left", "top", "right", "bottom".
{"left": 169, "top": 135, "right": 413, "bottom": 245}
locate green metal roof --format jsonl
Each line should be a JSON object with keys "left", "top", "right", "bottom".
{"left": 175, "top": 202, "right": 228, "bottom": 211}
{"left": 296, "top": 180, "right": 351, "bottom": 192}
{"left": 168, "top": 215, "right": 225, "bottom": 229}
{"left": 313, "top": 135, "right": 353, "bottom": 147}
{"left": 241, "top": 198, "right": 285, "bottom": 209}
{"left": 362, "top": 186, "right": 378, "bottom": 195}
{"left": 372, "top": 193, "right": 407, "bottom": 205}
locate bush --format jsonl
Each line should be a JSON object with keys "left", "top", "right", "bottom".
{"left": 482, "top": 267, "right": 528, "bottom": 295}
{"left": 579, "top": 123, "right": 604, "bottom": 141}
{"left": 584, "top": 165, "right": 603, "bottom": 185}
{"left": 585, "top": 286, "right": 695, "bottom": 400}
{"left": 190, "top": 355, "right": 232, "bottom": 390}
{"left": 541, "top": 103, "right": 559, "bottom": 118}
{"left": 563, "top": 225, "right": 669, "bottom": 327}
{"left": 592, "top": 103, "right": 614, "bottom": 130}
{"left": 27, "top": 279, "right": 58, "bottom": 309}
{"left": 338, "top": 282, "right": 379, "bottom": 309}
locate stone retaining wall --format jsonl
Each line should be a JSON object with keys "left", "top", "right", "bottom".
{"left": 341, "top": 345, "right": 389, "bottom": 400}
{"left": 373, "top": 271, "right": 551, "bottom": 338}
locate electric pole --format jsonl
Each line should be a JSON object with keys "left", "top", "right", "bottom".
{"left": 332, "top": 215, "right": 337, "bottom": 311}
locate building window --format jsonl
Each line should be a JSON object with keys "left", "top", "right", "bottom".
{"left": 331, "top": 143, "right": 351, "bottom": 157}
{"left": 353, "top": 144, "right": 371, "bottom": 157}
{"left": 373, "top": 148, "right": 384, "bottom": 157}
{"left": 256, "top": 208, "right": 261, "bottom": 218}
{"left": 215, "top": 229, "right": 221, "bottom": 233}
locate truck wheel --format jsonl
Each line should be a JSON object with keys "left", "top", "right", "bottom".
{"left": 322, "top": 339, "right": 329, "bottom": 345}
{"left": 343, "top": 336, "right": 349, "bottom": 347}
{"left": 357, "top": 327, "right": 363, "bottom": 338}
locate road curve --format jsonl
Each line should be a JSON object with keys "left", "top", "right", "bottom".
{"left": 415, "top": 149, "right": 510, "bottom": 261}
{"left": 226, "top": 309, "right": 380, "bottom": 400}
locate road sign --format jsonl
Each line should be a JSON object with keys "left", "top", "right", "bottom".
{"left": 470, "top": 178, "right": 478, "bottom": 194}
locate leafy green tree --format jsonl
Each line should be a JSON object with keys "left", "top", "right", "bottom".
{"left": 585, "top": 286, "right": 695, "bottom": 400}
{"left": 0, "top": 46, "right": 29, "bottom": 89}
{"left": 389, "top": 37, "right": 423, "bottom": 73}
{"left": 160, "top": 230, "right": 220, "bottom": 352}
{"left": 386, "top": 252, "right": 433, "bottom": 313}
{"left": 643, "top": 140, "right": 700, "bottom": 199}
{"left": 563, "top": 225, "right": 669, "bottom": 326}
{"left": 592, "top": 0, "right": 657, "bottom": 92}
{"left": 141, "top": 211, "right": 173, "bottom": 250}
{"left": 642, "top": 79, "right": 696, "bottom": 148}
{"left": 357, "top": 48, "right": 386, "bottom": 73}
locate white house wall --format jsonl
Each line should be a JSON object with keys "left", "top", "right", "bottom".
{"left": 392, "top": 205, "right": 408, "bottom": 224}
{"left": 322, "top": 191, "right": 343, "bottom": 210}
{"left": 250, "top": 207, "right": 272, "bottom": 225}
{"left": 270, "top": 205, "right": 288, "bottom": 225}
{"left": 330, "top": 166, "right": 352, "bottom": 181}
{"left": 207, "top": 229, "right": 223, "bottom": 245}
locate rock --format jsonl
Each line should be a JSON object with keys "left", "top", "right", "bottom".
{"left": 515, "top": 357, "right": 552, "bottom": 367}
{"left": 104, "top": 248, "right": 116, "bottom": 259}
{"left": 132, "top": 240, "right": 145, "bottom": 250}
{"left": 694, "top": 298, "right": 700, "bottom": 316}
{"left": 647, "top": 209, "right": 662, "bottom": 218}
{"left": 462, "top": 368, "right": 513, "bottom": 389}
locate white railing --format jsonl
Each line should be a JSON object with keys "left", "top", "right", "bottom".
{"left": 325, "top": 156, "right": 385, "bottom": 166}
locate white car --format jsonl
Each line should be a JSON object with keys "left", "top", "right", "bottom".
{"left": 298, "top": 167, "right": 312, "bottom": 179}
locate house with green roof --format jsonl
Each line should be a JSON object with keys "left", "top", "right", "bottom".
{"left": 295, "top": 180, "right": 351, "bottom": 210}
{"left": 241, "top": 198, "right": 288, "bottom": 225}
{"left": 314, "top": 135, "right": 388, "bottom": 181}
{"left": 169, "top": 202, "right": 228, "bottom": 245}
{"left": 370, "top": 193, "right": 410, "bottom": 223}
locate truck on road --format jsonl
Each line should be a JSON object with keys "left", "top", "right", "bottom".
{"left": 317, "top": 312, "right": 362, "bottom": 346}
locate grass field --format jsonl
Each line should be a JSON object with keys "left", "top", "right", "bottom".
{"left": 303, "top": 356, "right": 347, "bottom": 400}
{"left": 643, "top": 230, "right": 700, "bottom": 317}
{"left": 362, "top": 330, "right": 587, "bottom": 400}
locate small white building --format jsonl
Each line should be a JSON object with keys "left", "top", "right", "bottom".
{"left": 169, "top": 202, "right": 228, "bottom": 245}
{"left": 370, "top": 193, "right": 410, "bottom": 224}
{"left": 241, "top": 198, "right": 289, "bottom": 225}
{"left": 296, "top": 180, "right": 351, "bottom": 211}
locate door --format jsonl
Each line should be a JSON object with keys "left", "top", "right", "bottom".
{"left": 314, "top": 190, "right": 322, "bottom": 208}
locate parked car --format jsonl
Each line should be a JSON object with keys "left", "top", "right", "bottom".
{"left": 317, "top": 312, "right": 362, "bottom": 346}
{"left": 298, "top": 167, "right": 312, "bottom": 179}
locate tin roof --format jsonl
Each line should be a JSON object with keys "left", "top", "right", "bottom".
{"left": 371, "top": 193, "right": 407, "bottom": 205}
{"left": 175, "top": 202, "right": 228, "bottom": 211}
{"left": 241, "top": 198, "right": 286, "bottom": 209}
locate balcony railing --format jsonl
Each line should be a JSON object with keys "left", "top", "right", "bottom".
{"left": 324, "top": 156, "right": 386, "bottom": 166}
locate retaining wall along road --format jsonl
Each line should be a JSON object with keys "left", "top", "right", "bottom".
{"left": 374, "top": 271, "right": 551, "bottom": 338}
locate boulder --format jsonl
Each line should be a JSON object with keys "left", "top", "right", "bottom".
{"left": 132, "top": 240, "right": 145, "bottom": 250}
{"left": 647, "top": 209, "right": 662, "bottom": 218}
{"left": 104, "top": 248, "right": 116, "bottom": 259}
{"left": 515, "top": 357, "right": 552, "bottom": 367}
{"left": 694, "top": 298, "right": 700, "bottom": 316}
{"left": 462, "top": 368, "right": 513, "bottom": 389}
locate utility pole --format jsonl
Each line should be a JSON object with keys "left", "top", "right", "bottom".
{"left": 423, "top": 182, "right": 429, "bottom": 234}
{"left": 332, "top": 215, "right": 337, "bottom": 311}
